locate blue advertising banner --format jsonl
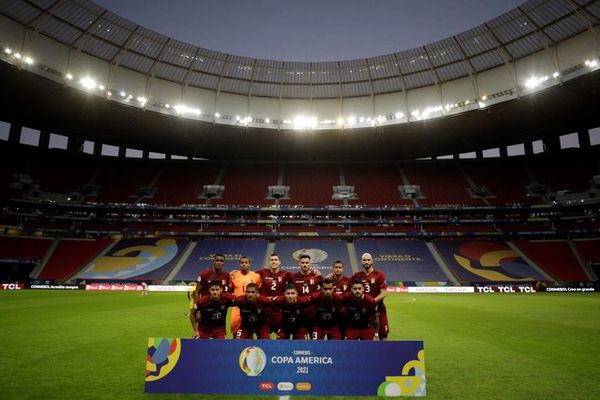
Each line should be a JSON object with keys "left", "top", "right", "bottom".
{"left": 145, "top": 339, "right": 425, "bottom": 397}
{"left": 274, "top": 239, "right": 351, "bottom": 274}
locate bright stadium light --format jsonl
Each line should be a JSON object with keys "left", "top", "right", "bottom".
{"left": 293, "top": 115, "right": 317, "bottom": 130}
{"left": 481, "top": 95, "right": 488, "bottom": 101}
{"left": 585, "top": 59, "right": 598, "bottom": 69}
{"left": 478, "top": 101, "right": 486, "bottom": 108}
{"left": 98, "top": 85, "right": 105, "bottom": 91}
{"left": 395, "top": 112, "right": 404, "bottom": 119}
{"left": 80, "top": 76, "right": 97, "bottom": 90}
{"left": 4, "top": 48, "right": 11, "bottom": 54}
{"left": 347, "top": 116, "right": 356, "bottom": 126}
{"left": 119, "top": 91, "right": 126, "bottom": 98}
{"left": 265, "top": 118, "right": 270, "bottom": 124}
{"left": 552, "top": 71, "right": 560, "bottom": 79}
{"left": 65, "top": 73, "right": 73, "bottom": 80}
{"left": 359, "top": 116, "right": 365, "bottom": 123}
{"left": 525, "top": 77, "right": 539, "bottom": 89}
{"left": 214, "top": 112, "right": 221, "bottom": 118}
{"left": 14, "top": 52, "right": 21, "bottom": 59}
{"left": 137, "top": 96, "right": 147, "bottom": 106}
{"left": 23, "top": 56, "right": 34, "bottom": 65}
{"left": 174, "top": 104, "right": 201, "bottom": 116}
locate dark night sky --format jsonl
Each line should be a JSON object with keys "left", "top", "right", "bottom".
{"left": 93, "top": 0, "right": 525, "bottom": 61}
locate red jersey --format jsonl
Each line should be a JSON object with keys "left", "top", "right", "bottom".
{"left": 234, "top": 295, "right": 272, "bottom": 329}
{"left": 342, "top": 292, "right": 377, "bottom": 329}
{"left": 273, "top": 295, "right": 310, "bottom": 331}
{"left": 197, "top": 268, "right": 230, "bottom": 296}
{"left": 291, "top": 271, "right": 323, "bottom": 296}
{"left": 351, "top": 269, "right": 387, "bottom": 302}
{"left": 310, "top": 292, "right": 343, "bottom": 330}
{"left": 195, "top": 293, "right": 235, "bottom": 330}
{"left": 331, "top": 274, "right": 351, "bottom": 295}
{"left": 257, "top": 269, "right": 293, "bottom": 296}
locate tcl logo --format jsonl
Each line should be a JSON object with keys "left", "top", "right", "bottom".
{"left": 259, "top": 382, "right": 274, "bottom": 391}
{"left": 1, "top": 283, "right": 23, "bottom": 290}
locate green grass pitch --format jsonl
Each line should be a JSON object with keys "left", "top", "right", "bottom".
{"left": 1, "top": 290, "right": 599, "bottom": 400}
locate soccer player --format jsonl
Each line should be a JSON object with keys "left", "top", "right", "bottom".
{"left": 197, "top": 253, "right": 230, "bottom": 297}
{"left": 343, "top": 280, "right": 378, "bottom": 340}
{"left": 310, "top": 278, "right": 343, "bottom": 340}
{"left": 229, "top": 256, "right": 262, "bottom": 335}
{"left": 331, "top": 260, "right": 351, "bottom": 294}
{"left": 258, "top": 253, "right": 293, "bottom": 334}
{"left": 273, "top": 283, "right": 311, "bottom": 340}
{"left": 194, "top": 280, "right": 235, "bottom": 339}
{"left": 292, "top": 254, "right": 323, "bottom": 296}
{"left": 351, "top": 252, "right": 389, "bottom": 340}
{"left": 233, "top": 283, "right": 272, "bottom": 339}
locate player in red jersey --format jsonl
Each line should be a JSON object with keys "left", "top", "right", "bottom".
{"left": 351, "top": 252, "right": 389, "bottom": 340}
{"left": 273, "top": 284, "right": 311, "bottom": 340}
{"left": 330, "top": 260, "right": 351, "bottom": 295}
{"left": 309, "top": 278, "right": 344, "bottom": 340}
{"left": 193, "top": 280, "right": 235, "bottom": 339}
{"left": 257, "top": 253, "right": 293, "bottom": 334}
{"left": 233, "top": 283, "right": 272, "bottom": 339}
{"left": 197, "top": 253, "right": 230, "bottom": 297}
{"left": 291, "top": 254, "right": 323, "bottom": 296}
{"left": 343, "top": 280, "right": 378, "bottom": 340}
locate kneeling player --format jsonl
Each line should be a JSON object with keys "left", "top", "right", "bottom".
{"left": 273, "top": 284, "right": 310, "bottom": 340}
{"left": 310, "top": 278, "right": 343, "bottom": 340}
{"left": 234, "top": 283, "right": 271, "bottom": 339}
{"left": 343, "top": 280, "right": 378, "bottom": 340}
{"left": 194, "top": 280, "right": 235, "bottom": 339}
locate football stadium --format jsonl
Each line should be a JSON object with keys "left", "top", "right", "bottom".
{"left": 1, "top": 0, "right": 600, "bottom": 399}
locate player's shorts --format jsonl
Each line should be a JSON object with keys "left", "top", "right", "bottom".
{"left": 311, "top": 325, "right": 342, "bottom": 340}
{"left": 377, "top": 302, "right": 389, "bottom": 339}
{"left": 276, "top": 326, "right": 309, "bottom": 340}
{"left": 235, "top": 324, "right": 271, "bottom": 339}
{"left": 344, "top": 326, "right": 376, "bottom": 340}
{"left": 197, "top": 327, "right": 226, "bottom": 339}
{"left": 265, "top": 310, "right": 282, "bottom": 334}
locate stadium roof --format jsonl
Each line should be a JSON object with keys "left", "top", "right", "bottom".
{"left": 1, "top": 0, "right": 599, "bottom": 99}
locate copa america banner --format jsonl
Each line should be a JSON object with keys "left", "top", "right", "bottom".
{"left": 145, "top": 339, "right": 425, "bottom": 397}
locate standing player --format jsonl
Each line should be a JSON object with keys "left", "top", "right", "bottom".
{"left": 233, "top": 283, "right": 272, "bottom": 339}
{"left": 197, "top": 253, "right": 230, "bottom": 297}
{"left": 310, "top": 278, "right": 343, "bottom": 340}
{"left": 351, "top": 252, "right": 389, "bottom": 340}
{"left": 273, "top": 284, "right": 311, "bottom": 340}
{"left": 258, "top": 253, "right": 293, "bottom": 335}
{"left": 229, "top": 256, "right": 261, "bottom": 336}
{"left": 331, "top": 260, "right": 351, "bottom": 294}
{"left": 343, "top": 280, "right": 378, "bottom": 340}
{"left": 291, "top": 254, "right": 323, "bottom": 296}
{"left": 194, "top": 280, "right": 235, "bottom": 339}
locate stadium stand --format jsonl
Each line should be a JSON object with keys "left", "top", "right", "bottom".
{"left": 150, "top": 163, "right": 220, "bottom": 206}
{"left": 0, "top": 236, "right": 53, "bottom": 261}
{"left": 344, "top": 164, "right": 413, "bottom": 206}
{"left": 279, "top": 165, "right": 343, "bottom": 207}
{"left": 211, "top": 164, "right": 278, "bottom": 206}
{"left": 402, "top": 163, "right": 484, "bottom": 207}
{"left": 462, "top": 159, "right": 541, "bottom": 205}
{"left": 513, "top": 239, "right": 589, "bottom": 281}
{"left": 38, "top": 238, "right": 113, "bottom": 280}
{"left": 572, "top": 239, "right": 600, "bottom": 265}
{"left": 93, "top": 161, "right": 160, "bottom": 203}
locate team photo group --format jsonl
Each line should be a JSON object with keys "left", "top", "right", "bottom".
{"left": 189, "top": 252, "right": 389, "bottom": 341}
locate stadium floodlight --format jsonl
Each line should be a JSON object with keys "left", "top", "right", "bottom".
{"left": 174, "top": 104, "right": 201, "bottom": 116}
{"left": 23, "top": 56, "right": 33, "bottom": 65}
{"left": 293, "top": 115, "right": 317, "bottom": 130}
{"left": 65, "top": 73, "right": 73, "bottom": 80}
{"left": 4, "top": 48, "right": 11, "bottom": 54}
{"left": 337, "top": 118, "right": 344, "bottom": 126}
{"left": 14, "top": 52, "right": 21, "bottom": 59}
{"left": 359, "top": 116, "right": 365, "bottom": 123}
{"left": 377, "top": 115, "right": 385, "bottom": 124}
{"left": 235, "top": 115, "right": 240, "bottom": 121}
{"left": 80, "top": 76, "right": 97, "bottom": 90}
{"left": 585, "top": 59, "right": 598, "bottom": 69}
{"left": 265, "top": 118, "right": 270, "bottom": 124}
{"left": 137, "top": 96, "right": 147, "bottom": 106}
{"left": 107, "top": 91, "right": 112, "bottom": 96}
{"left": 481, "top": 95, "right": 488, "bottom": 101}
{"left": 165, "top": 104, "right": 170, "bottom": 108}
{"left": 347, "top": 116, "right": 356, "bottom": 126}
{"left": 525, "top": 77, "right": 540, "bottom": 89}
{"left": 411, "top": 110, "right": 420, "bottom": 118}
{"left": 119, "top": 91, "right": 126, "bottom": 98}
{"left": 552, "top": 71, "right": 560, "bottom": 79}
{"left": 214, "top": 112, "right": 221, "bottom": 118}
{"left": 395, "top": 112, "right": 404, "bottom": 119}
{"left": 478, "top": 101, "right": 486, "bottom": 108}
